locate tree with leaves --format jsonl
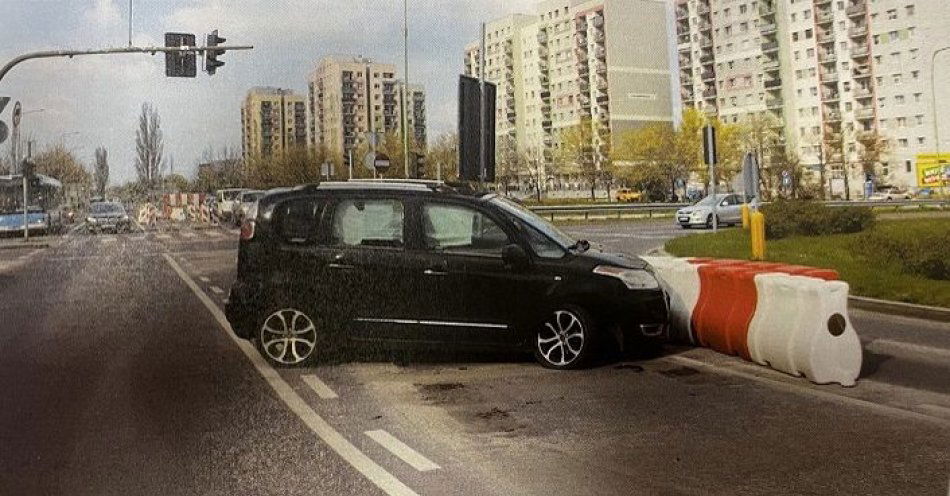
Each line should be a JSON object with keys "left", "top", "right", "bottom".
{"left": 93, "top": 146, "right": 109, "bottom": 197}
{"left": 554, "top": 118, "right": 609, "bottom": 200}
{"left": 613, "top": 123, "right": 682, "bottom": 201}
{"left": 857, "top": 130, "right": 889, "bottom": 188}
{"left": 738, "top": 112, "right": 782, "bottom": 198}
{"left": 135, "top": 102, "right": 164, "bottom": 190}
{"left": 425, "top": 133, "right": 459, "bottom": 181}
{"left": 33, "top": 144, "right": 90, "bottom": 184}
{"left": 193, "top": 146, "right": 244, "bottom": 193}
{"left": 245, "top": 146, "right": 323, "bottom": 189}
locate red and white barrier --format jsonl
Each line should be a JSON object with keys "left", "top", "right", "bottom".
{"left": 642, "top": 256, "right": 862, "bottom": 386}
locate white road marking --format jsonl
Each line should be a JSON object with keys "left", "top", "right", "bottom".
{"left": 181, "top": 231, "right": 197, "bottom": 239}
{"left": 365, "top": 430, "right": 441, "bottom": 472}
{"left": 204, "top": 230, "right": 221, "bottom": 237}
{"left": 101, "top": 236, "right": 117, "bottom": 243}
{"left": 867, "top": 339, "right": 950, "bottom": 361}
{"left": 209, "top": 285, "right": 225, "bottom": 295}
{"left": 198, "top": 276, "right": 211, "bottom": 283}
{"left": 156, "top": 234, "right": 172, "bottom": 240}
{"left": 302, "top": 374, "right": 339, "bottom": 400}
{"left": 161, "top": 254, "right": 419, "bottom": 496}
{"left": 666, "top": 355, "right": 950, "bottom": 429}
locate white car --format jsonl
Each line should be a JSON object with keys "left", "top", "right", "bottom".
{"left": 675, "top": 193, "right": 755, "bottom": 229}
{"left": 214, "top": 188, "right": 248, "bottom": 222}
{"left": 231, "top": 190, "right": 264, "bottom": 226}
{"left": 867, "top": 188, "right": 912, "bottom": 201}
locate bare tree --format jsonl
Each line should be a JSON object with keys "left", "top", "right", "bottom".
{"left": 857, "top": 130, "right": 888, "bottom": 189}
{"left": 94, "top": 147, "right": 109, "bottom": 197}
{"left": 135, "top": 102, "right": 164, "bottom": 189}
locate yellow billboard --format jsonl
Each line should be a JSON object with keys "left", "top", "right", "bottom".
{"left": 916, "top": 153, "right": 950, "bottom": 187}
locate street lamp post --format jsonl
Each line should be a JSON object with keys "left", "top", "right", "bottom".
{"left": 931, "top": 46, "right": 950, "bottom": 196}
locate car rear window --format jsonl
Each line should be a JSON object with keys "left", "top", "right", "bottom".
{"left": 276, "top": 199, "right": 323, "bottom": 245}
{"left": 331, "top": 199, "right": 404, "bottom": 248}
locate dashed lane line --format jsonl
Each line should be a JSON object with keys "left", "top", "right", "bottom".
{"left": 162, "top": 254, "right": 420, "bottom": 496}
{"left": 209, "top": 285, "right": 225, "bottom": 295}
{"left": 665, "top": 355, "right": 950, "bottom": 429}
{"left": 302, "top": 374, "right": 339, "bottom": 400}
{"left": 365, "top": 430, "right": 441, "bottom": 472}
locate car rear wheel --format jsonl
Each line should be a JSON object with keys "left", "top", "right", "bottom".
{"left": 257, "top": 308, "right": 320, "bottom": 367}
{"left": 534, "top": 306, "right": 596, "bottom": 370}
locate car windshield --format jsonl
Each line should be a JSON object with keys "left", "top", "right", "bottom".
{"left": 90, "top": 202, "right": 124, "bottom": 214}
{"left": 490, "top": 196, "right": 575, "bottom": 250}
{"left": 243, "top": 192, "right": 264, "bottom": 202}
{"left": 694, "top": 194, "right": 727, "bottom": 206}
{"left": 222, "top": 190, "right": 244, "bottom": 201}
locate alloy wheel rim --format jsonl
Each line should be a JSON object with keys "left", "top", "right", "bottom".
{"left": 538, "top": 310, "right": 585, "bottom": 366}
{"left": 260, "top": 309, "right": 317, "bottom": 365}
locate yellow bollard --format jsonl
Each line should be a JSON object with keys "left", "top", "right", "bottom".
{"left": 741, "top": 204, "right": 751, "bottom": 230}
{"left": 751, "top": 211, "right": 766, "bottom": 261}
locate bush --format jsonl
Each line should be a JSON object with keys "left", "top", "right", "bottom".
{"left": 761, "top": 200, "right": 875, "bottom": 239}
{"left": 857, "top": 223, "right": 950, "bottom": 280}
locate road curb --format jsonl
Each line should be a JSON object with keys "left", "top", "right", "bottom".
{"left": 0, "top": 242, "right": 50, "bottom": 250}
{"left": 848, "top": 296, "right": 950, "bottom": 323}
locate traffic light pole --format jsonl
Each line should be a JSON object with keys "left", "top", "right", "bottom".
{"left": 0, "top": 44, "right": 253, "bottom": 84}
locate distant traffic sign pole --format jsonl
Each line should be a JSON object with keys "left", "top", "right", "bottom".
{"left": 703, "top": 125, "right": 719, "bottom": 232}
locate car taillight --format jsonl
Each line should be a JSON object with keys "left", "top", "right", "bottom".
{"left": 240, "top": 219, "right": 255, "bottom": 240}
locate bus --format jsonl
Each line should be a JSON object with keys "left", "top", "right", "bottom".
{"left": 0, "top": 173, "right": 64, "bottom": 236}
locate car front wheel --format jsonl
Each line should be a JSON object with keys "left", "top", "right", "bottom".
{"left": 257, "top": 308, "right": 320, "bottom": 367}
{"left": 534, "top": 306, "right": 596, "bottom": 370}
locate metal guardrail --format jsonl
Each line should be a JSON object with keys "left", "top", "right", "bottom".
{"left": 528, "top": 199, "right": 948, "bottom": 222}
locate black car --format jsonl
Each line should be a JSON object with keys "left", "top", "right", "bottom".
{"left": 225, "top": 181, "right": 669, "bottom": 370}
{"left": 86, "top": 201, "right": 132, "bottom": 233}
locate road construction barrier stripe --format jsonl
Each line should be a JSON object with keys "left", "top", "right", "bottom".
{"left": 643, "top": 256, "right": 861, "bottom": 386}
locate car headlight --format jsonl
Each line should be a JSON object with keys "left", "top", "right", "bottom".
{"left": 593, "top": 265, "right": 660, "bottom": 290}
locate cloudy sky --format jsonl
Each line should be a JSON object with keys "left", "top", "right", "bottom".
{"left": 1, "top": 0, "right": 536, "bottom": 184}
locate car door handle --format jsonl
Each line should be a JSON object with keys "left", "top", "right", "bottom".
{"left": 423, "top": 269, "right": 448, "bottom": 276}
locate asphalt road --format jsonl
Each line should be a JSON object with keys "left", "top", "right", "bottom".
{"left": 0, "top": 221, "right": 948, "bottom": 495}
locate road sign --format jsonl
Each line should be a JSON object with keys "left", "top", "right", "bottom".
{"left": 0, "top": 121, "right": 7, "bottom": 145}
{"left": 12, "top": 101, "right": 21, "bottom": 127}
{"left": 374, "top": 153, "right": 391, "bottom": 173}
{"left": 363, "top": 151, "right": 377, "bottom": 172}
{"left": 164, "top": 33, "right": 197, "bottom": 78}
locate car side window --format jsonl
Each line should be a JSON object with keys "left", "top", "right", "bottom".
{"left": 277, "top": 199, "right": 323, "bottom": 245}
{"left": 510, "top": 218, "right": 566, "bottom": 259}
{"left": 422, "top": 203, "right": 510, "bottom": 256}
{"left": 331, "top": 199, "right": 404, "bottom": 248}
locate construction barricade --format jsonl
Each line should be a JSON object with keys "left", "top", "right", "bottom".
{"left": 642, "top": 256, "right": 861, "bottom": 386}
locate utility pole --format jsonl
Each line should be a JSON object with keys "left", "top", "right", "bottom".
{"left": 402, "top": 0, "right": 410, "bottom": 178}
{"left": 479, "top": 22, "right": 487, "bottom": 187}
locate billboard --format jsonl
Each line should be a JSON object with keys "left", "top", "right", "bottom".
{"left": 916, "top": 153, "right": 950, "bottom": 187}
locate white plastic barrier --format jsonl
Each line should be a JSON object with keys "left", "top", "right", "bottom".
{"left": 747, "top": 274, "right": 862, "bottom": 386}
{"left": 641, "top": 256, "right": 700, "bottom": 345}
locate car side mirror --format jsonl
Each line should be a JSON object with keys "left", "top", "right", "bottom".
{"left": 502, "top": 244, "right": 529, "bottom": 269}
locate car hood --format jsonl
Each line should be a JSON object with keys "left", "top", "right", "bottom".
{"left": 677, "top": 206, "right": 709, "bottom": 215}
{"left": 89, "top": 212, "right": 125, "bottom": 218}
{"left": 573, "top": 247, "right": 647, "bottom": 270}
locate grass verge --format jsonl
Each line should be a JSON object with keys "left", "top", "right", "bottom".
{"left": 665, "top": 218, "right": 950, "bottom": 308}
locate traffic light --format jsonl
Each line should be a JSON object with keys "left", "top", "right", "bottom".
{"left": 164, "top": 33, "right": 197, "bottom": 78}
{"left": 205, "top": 30, "right": 226, "bottom": 75}
{"left": 413, "top": 154, "right": 426, "bottom": 179}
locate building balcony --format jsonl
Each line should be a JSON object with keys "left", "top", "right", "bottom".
{"left": 819, "top": 51, "right": 837, "bottom": 64}
{"left": 849, "top": 25, "right": 868, "bottom": 38}
{"left": 822, "top": 91, "right": 840, "bottom": 102}
{"left": 596, "top": 78, "right": 608, "bottom": 91}
{"left": 682, "top": 91, "right": 695, "bottom": 101}
{"left": 816, "top": 11, "right": 834, "bottom": 24}
{"left": 677, "top": 40, "right": 691, "bottom": 52}
{"left": 700, "top": 37, "right": 713, "bottom": 48}
{"left": 595, "top": 47, "right": 606, "bottom": 60}
{"left": 815, "top": 0, "right": 831, "bottom": 5}
{"left": 594, "top": 32, "right": 605, "bottom": 44}
{"left": 855, "top": 108, "right": 875, "bottom": 120}
{"left": 822, "top": 72, "right": 839, "bottom": 83}
{"left": 762, "top": 41, "right": 779, "bottom": 53}
{"left": 764, "top": 78, "right": 782, "bottom": 89}
{"left": 538, "top": 31, "right": 548, "bottom": 44}
{"left": 702, "top": 88, "right": 717, "bottom": 99}
{"left": 846, "top": 2, "right": 866, "bottom": 18}
{"left": 853, "top": 65, "right": 871, "bottom": 79}
{"left": 701, "top": 70, "right": 716, "bottom": 81}
{"left": 760, "top": 23, "right": 777, "bottom": 35}
{"left": 595, "top": 62, "right": 607, "bottom": 74}
{"left": 696, "top": 4, "right": 710, "bottom": 15}
{"left": 766, "top": 98, "right": 783, "bottom": 109}
{"left": 851, "top": 44, "right": 870, "bottom": 58}
{"left": 825, "top": 111, "right": 842, "bottom": 122}
{"left": 760, "top": 2, "right": 775, "bottom": 16}
{"left": 573, "top": 33, "right": 586, "bottom": 46}
{"left": 700, "top": 54, "right": 714, "bottom": 64}
{"left": 817, "top": 31, "right": 835, "bottom": 44}
{"left": 854, "top": 87, "right": 872, "bottom": 99}
{"left": 676, "top": 8, "right": 688, "bottom": 20}
{"left": 705, "top": 107, "right": 719, "bottom": 117}
{"left": 762, "top": 58, "right": 780, "bottom": 71}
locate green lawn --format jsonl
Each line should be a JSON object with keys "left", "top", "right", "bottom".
{"left": 665, "top": 218, "right": 950, "bottom": 308}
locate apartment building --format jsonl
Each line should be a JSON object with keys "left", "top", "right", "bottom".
{"left": 307, "top": 56, "right": 427, "bottom": 165}
{"left": 675, "top": 0, "right": 950, "bottom": 195}
{"left": 466, "top": 0, "right": 675, "bottom": 180}
{"left": 240, "top": 87, "right": 307, "bottom": 162}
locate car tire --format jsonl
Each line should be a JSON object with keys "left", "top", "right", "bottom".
{"left": 256, "top": 307, "right": 323, "bottom": 367}
{"left": 534, "top": 305, "right": 597, "bottom": 370}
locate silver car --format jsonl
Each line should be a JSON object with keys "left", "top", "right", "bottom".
{"left": 231, "top": 190, "right": 265, "bottom": 226}
{"left": 675, "top": 193, "right": 754, "bottom": 229}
